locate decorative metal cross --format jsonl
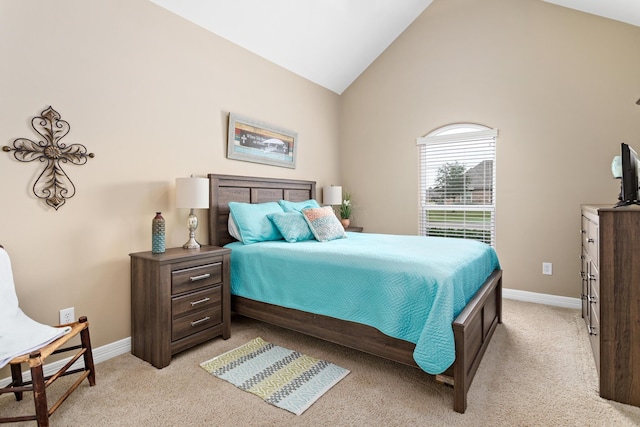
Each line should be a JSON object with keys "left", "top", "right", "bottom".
{"left": 3, "top": 106, "right": 95, "bottom": 210}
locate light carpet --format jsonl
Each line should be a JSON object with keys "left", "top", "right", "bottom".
{"left": 2, "top": 299, "right": 640, "bottom": 426}
{"left": 200, "top": 337, "right": 349, "bottom": 415}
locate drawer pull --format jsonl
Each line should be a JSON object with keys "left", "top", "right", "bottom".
{"left": 190, "top": 273, "right": 211, "bottom": 282}
{"left": 190, "top": 316, "right": 210, "bottom": 327}
{"left": 589, "top": 296, "right": 598, "bottom": 304}
{"left": 588, "top": 325, "right": 597, "bottom": 336}
{"left": 190, "top": 297, "right": 211, "bottom": 306}
{"left": 587, "top": 238, "right": 595, "bottom": 243}
{"left": 588, "top": 274, "right": 597, "bottom": 281}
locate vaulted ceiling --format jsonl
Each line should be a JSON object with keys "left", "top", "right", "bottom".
{"left": 150, "top": 0, "right": 640, "bottom": 94}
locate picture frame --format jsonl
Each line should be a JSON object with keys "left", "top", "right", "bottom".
{"left": 227, "top": 113, "right": 297, "bottom": 169}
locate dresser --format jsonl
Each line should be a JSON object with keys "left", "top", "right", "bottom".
{"left": 580, "top": 205, "right": 640, "bottom": 407}
{"left": 130, "top": 246, "right": 231, "bottom": 368}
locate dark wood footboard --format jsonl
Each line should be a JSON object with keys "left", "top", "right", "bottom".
{"left": 232, "top": 269, "right": 503, "bottom": 413}
{"left": 450, "top": 268, "right": 502, "bottom": 412}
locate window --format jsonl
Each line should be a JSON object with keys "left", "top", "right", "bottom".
{"left": 417, "top": 124, "right": 497, "bottom": 246}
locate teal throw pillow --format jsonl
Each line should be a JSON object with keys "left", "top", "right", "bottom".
{"left": 228, "top": 202, "right": 284, "bottom": 244}
{"left": 267, "top": 212, "right": 315, "bottom": 242}
{"left": 278, "top": 199, "right": 320, "bottom": 213}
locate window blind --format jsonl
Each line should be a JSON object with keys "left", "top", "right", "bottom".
{"left": 417, "top": 127, "right": 497, "bottom": 246}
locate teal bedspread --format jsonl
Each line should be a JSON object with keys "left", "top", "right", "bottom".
{"left": 226, "top": 232, "right": 500, "bottom": 374}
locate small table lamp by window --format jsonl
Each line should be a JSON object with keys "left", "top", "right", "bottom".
{"left": 176, "top": 176, "right": 209, "bottom": 249}
{"left": 323, "top": 185, "right": 342, "bottom": 216}
{"left": 611, "top": 155, "right": 622, "bottom": 179}
{"left": 611, "top": 155, "right": 623, "bottom": 205}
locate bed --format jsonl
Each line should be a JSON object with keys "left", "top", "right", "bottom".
{"left": 207, "top": 173, "right": 503, "bottom": 413}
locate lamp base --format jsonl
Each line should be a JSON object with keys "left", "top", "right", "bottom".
{"left": 183, "top": 209, "right": 201, "bottom": 249}
{"left": 182, "top": 238, "right": 201, "bottom": 249}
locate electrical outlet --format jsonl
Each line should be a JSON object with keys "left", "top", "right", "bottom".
{"left": 60, "top": 307, "right": 75, "bottom": 324}
{"left": 542, "top": 262, "right": 553, "bottom": 275}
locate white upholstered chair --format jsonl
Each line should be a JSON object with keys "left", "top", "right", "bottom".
{"left": 0, "top": 245, "right": 95, "bottom": 426}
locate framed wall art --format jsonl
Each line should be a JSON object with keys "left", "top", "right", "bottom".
{"left": 227, "top": 113, "right": 297, "bottom": 169}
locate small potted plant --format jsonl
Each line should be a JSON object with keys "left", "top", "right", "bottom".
{"left": 339, "top": 191, "right": 352, "bottom": 228}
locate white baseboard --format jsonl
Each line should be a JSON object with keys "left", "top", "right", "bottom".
{"left": 503, "top": 288, "right": 581, "bottom": 310}
{"left": 1, "top": 289, "right": 580, "bottom": 387}
{"left": 0, "top": 337, "right": 131, "bottom": 388}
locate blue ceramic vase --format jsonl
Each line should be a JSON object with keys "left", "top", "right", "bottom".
{"left": 152, "top": 212, "right": 165, "bottom": 253}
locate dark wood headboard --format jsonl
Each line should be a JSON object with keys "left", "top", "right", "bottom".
{"left": 207, "top": 174, "right": 316, "bottom": 247}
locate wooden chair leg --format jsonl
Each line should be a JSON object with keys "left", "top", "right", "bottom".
{"left": 29, "top": 354, "right": 49, "bottom": 427}
{"left": 0, "top": 318, "right": 96, "bottom": 426}
{"left": 79, "top": 316, "right": 96, "bottom": 386}
{"left": 10, "top": 363, "right": 24, "bottom": 401}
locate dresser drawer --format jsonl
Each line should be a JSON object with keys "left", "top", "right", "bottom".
{"left": 172, "top": 286, "right": 221, "bottom": 319}
{"left": 171, "top": 262, "right": 222, "bottom": 295}
{"left": 587, "top": 219, "right": 599, "bottom": 268}
{"left": 172, "top": 306, "right": 222, "bottom": 341}
{"left": 589, "top": 301, "right": 600, "bottom": 374}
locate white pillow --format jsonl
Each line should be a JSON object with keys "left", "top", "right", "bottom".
{"left": 228, "top": 215, "right": 241, "bottom": 241}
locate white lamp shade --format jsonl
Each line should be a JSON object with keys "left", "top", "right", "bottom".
{"left": 323, "top": 185, "right": 342, "bottom": 205}
{"left": 176, "top": 177, "right": 209, "bottom": 209}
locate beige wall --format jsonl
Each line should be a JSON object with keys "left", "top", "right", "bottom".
{"left": 0, "top": 0, "right": 339, "bottom": 374}
{"left": 340, "top": 0, "right": 640, "bottom": 299}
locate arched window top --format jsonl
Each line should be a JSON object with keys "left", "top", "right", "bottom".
{"left": 418, "top": 123, "right": 497, "bottom": 145}
{"left": 426, "top": 123, "right": 491, "bottom": 137}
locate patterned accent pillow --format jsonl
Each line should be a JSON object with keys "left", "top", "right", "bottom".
{"left": 278, "top": 199, "right": 320, "bottom": 213}
{"left": 301, "top": 206, "right": 346, "bottom": 242}
{"left": 267, "top": 212, "right": 315, "bottom": 242}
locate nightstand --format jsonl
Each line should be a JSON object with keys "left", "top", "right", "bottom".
{"left": 129, "top": 246, "right": 231, "bottom": 368}
{"left": 345, "top": 226, "right": 363, "bottom": 232}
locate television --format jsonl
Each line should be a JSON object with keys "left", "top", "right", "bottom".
{"left": 615, "top": 142, "right": 640, "bottom": 207}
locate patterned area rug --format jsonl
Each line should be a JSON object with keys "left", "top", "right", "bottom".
{"left": 200, "top": 337, "right": 350, "bottom": 415}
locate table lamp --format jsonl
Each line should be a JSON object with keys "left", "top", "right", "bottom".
{"left": 323, "top": 185, "right": 342, "bottom": 216}
{"left": 176, "top": 176, "right": 209, "bottom": 249}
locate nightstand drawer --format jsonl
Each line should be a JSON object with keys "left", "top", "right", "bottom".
{"left": 172, "top": 286, "right": 221, "bottom": 319}
{"left": 171, "top": 262, "right": 222, "bottom": 295}
{"left": 172, "top": 306, "right": 221, "bottom": 341}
